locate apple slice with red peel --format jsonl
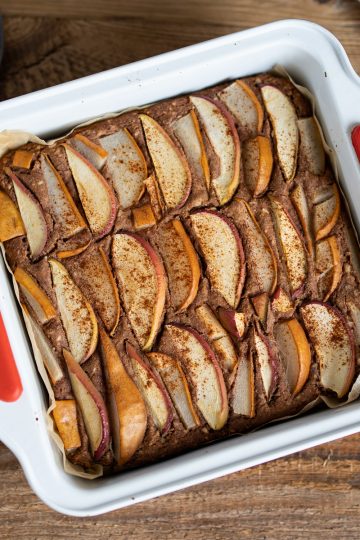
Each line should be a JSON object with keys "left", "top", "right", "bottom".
{"left": 271, "top": 287, "right": 294, "bottom": 316}
{"left": 41, "top": 154, "right": 86, "bottom": 239}
{"left": 49, "top": 258, "right": 98, "bottom": 364}
{"left": 63, "top": 349, "right": 110, "bottom": 460}
{"left": 218, "top": 80, "right": 264, "bottom": 135}
{"left": 0, "top": 189, "right": 25, "bottom": 242}
{"left": 313, "top": 184, "right": 340, "bottom": 241}
{"left": 53, "top": 399, "right": 81, "bottom": 452}
{"left": 298, "top": 117, "right": 325, "bottom": 176}
{"left": 22, "top": 304, "right": 63, "bottom": 384}
{"left": 57, "top": 240, "right": 91, "bottom": 259}
{"left": 148, "top": 352, "right": 200, "bottom": 430}
{"left": 132, "top": 204, "right": 157, "bottom": 230}
{"left": 190, "top": 96, "right": 240, "bottom": 205}
{"left": 195, "top": 304, "right": 237, "bottom": 371}
{"left": 162, "top": 324, "right": 228, "bottom": 430}
{"left": 301, "top": 302, "right": 355, "bottom": 398}
{"left": 14, "top": 266, "right": 56, "bottom": 324}
{"left": 290, "top": 184, "right": 313, "bottom": 257}
{"left": 232, "top": 351, "right": 255, "bottom": 417}
{"left": 112, "top": 233, "right": 166, "bottom": 351}
{"left": 315, "top": 236, "right": 342, "bottom": 301}
{"left": 144, "top": 173, "right": 164, "bottom": 221}
{"left": 251, "top": 293, "right": 269, "bottom": 328}
{"left": 274, "top": 318, "right": 311, "bottom": 396}
{"left": 140, "top": 114, "right": 191, "bottom": 210}
{"left": 158, "top": 219, "right": 200, "bottom": 312}
{"left": 63, "top": 143, "right": 117, "bottom": 239}
{"left": 235, "top": 198, "right": 277, "bottom": 295}
{"left": 190, "top": 210, "right": 245, "bottom": 308}
{"left": 100, "top": 128, "right": 147, "bottom": 209}
{"left": 12, "top": 150, "right": 35, "bottom": 169}
{"left": 99, "top": 329, "right": 147, "bottom": 464}
{"left": 261, "top": 85, "right": 299, "bottom": 182}
{"left": 243, "top": 136, "right": 273, "bottom": 197}
{"left": 71, "top": 134, "right": 108, "bottom": 170}
{"left": 253, "top": 328, "right": 278, "bottom": 401}
{"left": 173, "top": 110, "right": 210, "bottom": 191}
{"left": 5, "top": 168, "right": 47, "bottom": 259}
{"left": 217, "top": 308, "right": 246, "bottom": 341}
{"left": 126, "top": 342, "right": 173, "bottom": 434}
{"left": 270, "top": 197, "right": 307, "bottom": 297}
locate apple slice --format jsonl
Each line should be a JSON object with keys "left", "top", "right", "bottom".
{"left": 274, "top": 318, "right": 311, "bottom": 396}
{"left": 148, "top": 352, "right": 200, "bottom": 430}
{"left": 22, "top": 304, "right": 63, "bottom": 384}
{"left": 99, "top": 329, "right": 147, "bottom": 464}
{"left": 243, "top": 136, "right": 273, "bottom": 197}
{"left": 140, "top": 114, "right": 191, "bottom": 210}
{"left": 162, "top": 324, "right": 228, "bottom": 430}
{"left": 290, "top": 184, "right": 313, "bottom": 256}
{"left": 5, "top": 168, "right": 47, "bottom": 259}
{"left": 190, "top": 96, "right": 240, "bottom": 205}
{"left": 315, "top": 236, "right": 342, "bottom": 301}
{"left": 251, "top": 293, "right": 269, "bottom": 328}
{"left": 132, "top": 204, "right": 157, "bottom": 230}
{"left": 0, "top": 189, "right": 25, "bottom": 242}
{"left": 232, "top": 351, "right": 255, "bottom": 417}
{"left": 157, "top": 219, "right": 200, "bottom": 312}
{"left": 173, "top": 110, "right": 210, "bottom": 191}
{"left": 301, "top": 302, "right": 355, "bottom": 397}
{"left": 144, "top": 173, "right": 165, "bottom": 221}
{"left": 71, "top": 133, "right": 108, "bottom": 170}
{"left": 270, "top": 197, "right": 307, "bottom": 297}
{"left": 195, "top": 304, "right": 237, "bottom": 371}
{"left": 112, "top": 233, "right": 166, "bottom": 351}
{"left": 14, "top": 266, "right": 56, "bottom": 324}
{"left": 190, "top": 210, "right": 245, "bottom": 308}
{"left": 40, "top": 154, "right": 86, "bottom": 239}
{"left": 218, "top": 80, "right": 264, "bottom": 135}
{"left": 100, "top": 128, "right": 147, "bottom": 208}
{"left": 126, "top": 342, "right": 173, "bottom": 434}
{"left": 235, "top": 198, "right": 277, "bottom": 295}
{"left": 253, "top": 328, "right": 278, "bottom": 401}
{"left": 217, "top": 308, "right": 246, "bottom": 341}
{"left": 49, "top": 258, "right": 98, "bottom": 364}
{"left": 261, "top": 85, "right": 299, "bottom": 182}
{"left": 63, "top": 349, "right": 110, "bottom": 460}
{"left": 313, "top": 184, "right": 340, "bottom": 241}
{"left": 63, "top": 143, "right": 117, "bottom": 239}
{"left": 56, "top": 240, "right": 91, "bottom": 259}
{"left": 53, "top": 399, "right": 81, "bottom": 451}
{"left": 271, "top": 287, "right": 294, "bottom": 316}
{"left": 12, "top": 150, "right": 35, "bottom": 169}
{"left": 298, "top": 117, "right": 325, "bottom": 176}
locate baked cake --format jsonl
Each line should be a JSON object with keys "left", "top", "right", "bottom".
{"left": 1, "top": 73, "right": 359, "bottom": 475}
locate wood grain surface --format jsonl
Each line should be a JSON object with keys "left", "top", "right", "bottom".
{"left": 1, "top": 0, "right": 360, "bottom": 537}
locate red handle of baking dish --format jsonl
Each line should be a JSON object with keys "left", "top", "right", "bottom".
{"left": 351, "top": 125, "right": 360, "bottom": 162}
{"left": 0, "top": 312, "right": 23, "bottom": 402}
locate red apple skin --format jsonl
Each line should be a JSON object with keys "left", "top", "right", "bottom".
{"left": 125, "top": 342, "right": 174, "bottom": 435}
{"left": 301, "top": 301, "right": 356, "bottom": 396}
{"left": 63, "top": 349, "right": 110, "bottom": 461}
{"left": 63, "top": 143, "right": 118, "bottom": 239}
{"left": 169, "top": 323, "right": 228, "bottom": 418}
{"left": 217, "top": 307, "right": 245, "bottom": 341}
{"left": 6, "top": 168, "right": 48, "bottom": 258}
{"left": 191, "top": 208, "right": 246, "bottom": 307}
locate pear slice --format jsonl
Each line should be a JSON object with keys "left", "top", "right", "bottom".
{"left": 190, "top": 210, "right": 245, "bottom": 308}
{"left": 132, "top": 204, "right": 157, "bottom": 230}
{"left": 162, "top": 324, "right": 228, "bottom": 430}
{"left": 14, "top": 266, "right": 56, "bottom": 325}
{"left": 12, "top": 150, "right": 35, "bottom": 169}
{"left": 63, "top": 143, "right": 117, "bottom": 239}
{"left": 112, "top": 233, "right": 166, "bottom": 350}
{"left": 5, "top": 168, "right": 47, "bottom": 259}
{"left": 148, "top": 352, "right": 200, "bottom": 430}
{"left": 243, "top": 136, "right": 273, "bottom": 197}
{"left": 298, "top": 117, "right": 325, "bottom": 175}
{"left": 313, "top": 184, "right": 340, "bottom": 241}
{"left": 49, "top": 258, "right": 98, "bottom": 364}
{"left": 53, "top": 399, "right": 81, "bottom": 451}
{"left": 315, "top": 236, "right": 342, "bottom": 301}
{"left": 140, "top": 114, "right": 191, "bottom": 210}
{"left": 0, "top": 189, "right": 25, "bottom": 242}
{"left": 253, "top": 329, "right": 278, "bottom": 401}
{"left": 290, "top": 184, "right": 313, "bottom": 257}
{"left": 71, "top": 133, "right": 108, "bottom": 170}
{"left": 190, "top": 96, "right": 240, "bottom": 205}
{"left": 218, "top": 80, "right": 264, "bottom": 135}
{"left": 301, "top": 302, "right": 355, "bottom": 398}
{"left": 56, "top": 241, "right": 91, "bottom": 259}
{"left": 100, "top": 128, "right": 147, "bottom": 208}
{"left": 271, "top": 287, "right": 294, "bottom": 317}
{"left": 261, "top": 85, "right": 299, "bottom": 182}
{"left": 232, "top": 351, "right": 255, "bottom": 417}
{"left": 251, "top": 293, "right": 270, "bottom": 328}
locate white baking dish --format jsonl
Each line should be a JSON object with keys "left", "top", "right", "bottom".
{"left": 0, "top": 19, "right": 360, "bottom": 516}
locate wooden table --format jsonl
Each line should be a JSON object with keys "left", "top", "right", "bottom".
{"left": 1, "top": 1, "right": 360, "bottom": 537}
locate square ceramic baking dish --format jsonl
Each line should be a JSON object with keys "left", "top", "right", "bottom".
{"left": 0, "top": 19, "right": 360, "bottom": 517}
